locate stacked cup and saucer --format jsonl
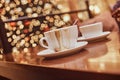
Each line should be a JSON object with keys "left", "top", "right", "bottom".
{"left": 77, "top": 22, "right": 111, "bottom": 42}
{"left": 37, "top": 25, "right": 88, "bottom": 58}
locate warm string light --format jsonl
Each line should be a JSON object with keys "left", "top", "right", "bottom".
{"left": 0, "top": 0, "right": 64, "bottom": 20}
{"left": 5, "top": 15, "right": 69, "bottom": 49}
{"left": 89, "top": 5, "right": 101, "bottom": 15}
{"left": 0, "top": 0, "right": 71, "bottom": 50}
{"left": 0, "top": 0, "right": 71, "bottom": 63}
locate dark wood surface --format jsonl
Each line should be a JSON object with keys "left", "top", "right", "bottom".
{"left": 0, "top": 31, "right": 120, "bottom": 80}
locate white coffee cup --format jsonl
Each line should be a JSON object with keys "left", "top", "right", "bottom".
{"left": 40, "top": 25, "right": 78, "bottom": 52}
{"left": 79, "top": 22, "right": 103, "bottom": 38}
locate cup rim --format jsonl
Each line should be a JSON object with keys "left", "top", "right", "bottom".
{"left": 44, "top": 29, "right": 59, "bottom": 34}
{"left": 60, "top": 25, "right": 77, "bottom": 30}
{"left": 44, "top": 25, "right": 77, "bottom": 34}
{"left": 79, "top": 22, "right": 102, "bottom": 28}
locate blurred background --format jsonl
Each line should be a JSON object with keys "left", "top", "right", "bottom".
{"left": 0, "top": 0, "right": 117, "bottom": 62}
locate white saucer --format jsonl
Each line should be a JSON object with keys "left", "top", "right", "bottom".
{"left": 77, "top": 31, "right": 111, "bottom": 41}
{"left": 37, "top": 41, "right": 88, "bottom": 58}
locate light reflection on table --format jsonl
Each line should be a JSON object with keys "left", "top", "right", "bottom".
{"left": 39, "top": 31, "right": 120, "bottom": 75}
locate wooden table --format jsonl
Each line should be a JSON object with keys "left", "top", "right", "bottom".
{"left": 0, "top": 31, "right": 120, "bottom": 80}
{"left": 41, "top": 31, "right": 120, "bottom": 74}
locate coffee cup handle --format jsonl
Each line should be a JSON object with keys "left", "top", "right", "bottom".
{"left": 40, "top": 37, "right": 49, "bottom": 49}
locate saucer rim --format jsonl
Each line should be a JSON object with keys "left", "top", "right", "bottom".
{"left": 37, "top": 41, "right": 88, "bottom": 58}
{"left": 77, "top": 31, "right": 110, "bottom": 41}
